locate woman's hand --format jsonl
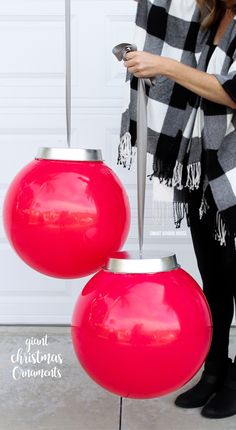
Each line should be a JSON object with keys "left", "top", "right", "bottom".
{"left": 124, "top": 50, "right": 236, "bottom": 109}
{"left": 124, "top": 51, "right": 164, "bottom": 78}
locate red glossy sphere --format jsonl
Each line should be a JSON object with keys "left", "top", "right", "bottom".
{"left": 3, "top": 159, "right": 130, "bottom": 278}
{"left": 72, "top": 268, "right": 212, "bottom": 398}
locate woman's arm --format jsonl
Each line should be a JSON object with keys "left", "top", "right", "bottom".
{"left": 124, "top": 51, "right": 236, "bottom": 109}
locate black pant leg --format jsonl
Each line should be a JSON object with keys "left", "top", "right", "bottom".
{"left": 188, "top": 188, "right": 236, "bottom": 366}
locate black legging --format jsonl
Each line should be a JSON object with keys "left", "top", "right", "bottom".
{"left": 188, "top": 186, "right": 236, "bottom": 367}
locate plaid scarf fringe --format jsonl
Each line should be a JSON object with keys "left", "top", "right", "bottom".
{"left": 215, "top": 211, "right": 228, "bottom": 247}
{"left": 173, "top": 190, "right": 230, "bottom": 247}
{"left": 148, "top": 158, "right": 175, "bottom": 187}
{"left": 117, "top": 132, "right": 136, "bottom": 170}
{"left": 199, "top": 192, "right": 229, "bottom": 247}
{"left": 173, "top": 201, "right": 189, "bottom": 229}
{"left": 118, "top": 140, "right": 231, "bottom": 248}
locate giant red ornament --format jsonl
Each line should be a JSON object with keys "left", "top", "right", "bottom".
{"left": 72, "top": 251, "right": 212, "bottom": 399}
{"left": 3, "top": 148, "right": 130, "bottom": 279}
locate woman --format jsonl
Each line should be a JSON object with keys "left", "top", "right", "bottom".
{"left": 121, "top": 0, "right": 236, "bottom": 419}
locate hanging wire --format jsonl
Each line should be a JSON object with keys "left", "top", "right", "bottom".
{"left": 119, "top": 397, "right": 123, "bottom": 430}
{"left": 65, "top": 0, "right": 71, "bottom": 147}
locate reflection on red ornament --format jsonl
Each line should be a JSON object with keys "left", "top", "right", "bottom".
{"left": 3, "top": 148, "right": 130, "bottom": 279}
{"left": 72, "top": 251, "right": 212, "bottom": 398}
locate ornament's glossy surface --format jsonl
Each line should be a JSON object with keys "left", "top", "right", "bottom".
{"left": 3, "top": 152, "right": 130, "bottom": 278}
{"left": 72, "top": 263, "right": 212, "bottom": 398}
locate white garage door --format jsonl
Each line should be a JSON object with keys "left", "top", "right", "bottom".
{"left": 0, "top": 0, "right": 201, "bottom": 324}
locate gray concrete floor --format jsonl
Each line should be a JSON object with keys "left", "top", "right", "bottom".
{"left": 0, "top": 326, "right": 235, "bottom": 430}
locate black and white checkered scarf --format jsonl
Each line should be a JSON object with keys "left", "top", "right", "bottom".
{"left": 119, "top": 0, "right": 236, "bottom": 245}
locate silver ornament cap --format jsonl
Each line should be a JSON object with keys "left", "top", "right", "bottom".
{"left": 103, "top": 250, "right": 179, "bottom": 274}
{"left": 36, "top": 147, "right": 103, "bottom": 162}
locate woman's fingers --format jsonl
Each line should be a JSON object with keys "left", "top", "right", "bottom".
{"left": 124, "top": 59, "right": 137, "bottom": 67}
{"left": 125, "top": 51, "right": 137, "bottom": 61}
{"left": 123, "top": 51, "right": 160, "bottom": 78}
{"left": 124, "top": 53, "right": 144, "bottom": 71}
{"left": 125, "top": 63, "right": 143, "bottom": 76}
{"left": 127, "top": 66, "right": 138, "bottom": 74}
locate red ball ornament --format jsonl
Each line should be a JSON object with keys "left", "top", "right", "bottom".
{"left": 3, "top": 148, "right": 130, "bottom": 278}
{"left": 72, "top": 251, "right": 212, "bottom": 399}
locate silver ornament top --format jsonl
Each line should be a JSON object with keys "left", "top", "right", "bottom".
{"left": 103, "top": 250, "right": 179, "bottom": 274}
{"left": 36, "top": 147, "right": 103, "bottom": 162}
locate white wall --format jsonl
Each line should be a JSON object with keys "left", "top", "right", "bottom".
{"left": 0, "top": 0, "right": 201, "bottom": 324}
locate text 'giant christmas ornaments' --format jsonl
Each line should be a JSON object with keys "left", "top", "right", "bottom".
{"left": 72, "top": 251, "right": 212, "bottom": 398}
{"left": 3, "top": 148, "right": 130, "bottom": 278}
